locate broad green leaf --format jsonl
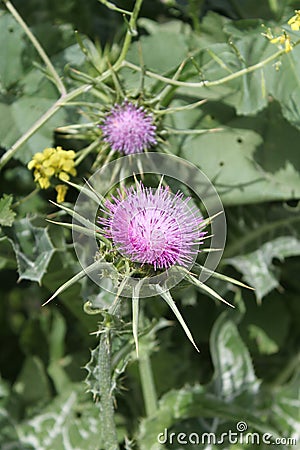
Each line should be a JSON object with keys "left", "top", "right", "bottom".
{"left": 10, "top": 218, "right": 55, "bottom": 284}
{"left": 0, "top": 95, "right": 66, "bottom": 164}
{"left": 47, "top": 310, "right": 70, "bottom": 394}
{"left": 0, "top": 15, "right": 25, "bottom": 89}
{"left": 269, "top": 33, "right": 300, "bottom": 130}
{"left": 0, "top": 194, "right": 16, "bottom": 228}
{"left": 227, "top": 236, "right": 300, "bottom": 300}
{"left": 16, "top": 384, "right": 102, "bottom": 450}
{"left": 126, "top": 23, "right": 190, "bottom": 73}
{"left": 179, "top": 101, "right": 300, "bottom": 205}
{"left": 0, "top": 15, "right": 83, "bottom": 164}
{"left": 13, "top": 356, "right": 51, "bottom": 407}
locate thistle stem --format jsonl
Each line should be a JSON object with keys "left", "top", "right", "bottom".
{"left": 113, "top": 0, "right": 144, "bottom": 70}
{"left": 122, "top": 41, "right": 300, "bottom": 89}
{"left": 138, "top": 350, "right": 158, "bottom": 417}
{"left": 98, "top": 330, "right": 119, "bottom": 450}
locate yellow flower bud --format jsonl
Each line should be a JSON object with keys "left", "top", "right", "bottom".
{"left": 55, "top": 184, "right": 68, "bottom": 203}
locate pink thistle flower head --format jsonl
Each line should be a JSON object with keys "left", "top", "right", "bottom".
{"left": 99, "top": 182, "right": 205, "bottom": 270}
{"left": 101, "top": 101, "right": 157, "bottom": 155}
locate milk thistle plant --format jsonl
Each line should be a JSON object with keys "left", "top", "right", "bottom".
{"left": 1, "top": 0, "right": 300, "bottom": 449}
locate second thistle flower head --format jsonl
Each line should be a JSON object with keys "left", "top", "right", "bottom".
{"left": 99, "top": 182, "right": 205, "bottom": 270}
{"left": 101, "top": 101, "right": 157, "bottom": 155}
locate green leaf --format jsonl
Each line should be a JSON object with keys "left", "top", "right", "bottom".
{"left": 0, "top": 14, "right": 25, "bottom": 90}
{"left": 47, "top": 310, "right": 70, "bottom": 394}
{"left": 137, "top": 315, "right": 281, "bottom": 450}
{"left": 0, "top": 194, "right": 16, "bottom": 228}
{"left": 13, "top": 356, "right": 51, "bottom": 407}
{"left": 0, "top": 236, "right": 16, "bottom": 270}
{"left": 16, "top": 384, "right": 103, "bottom": 450}
{"left": 248, "top": 324, "right": 279, "bottom": 355}
{"left": 269, "top": 37, "right": 300, "bottom": 130}
{"left": 10, "top": 218, "right": 55, "bottom": 284}
{"left": 271, "top": 371, "right": 300, "bottom": 437}
{"left": 179, "top": 101, "right": 300, "bottom": 205}
{"left": 127, "top": 21, "right": 190, "bottom": 73}
{"left": 0, "top": 408, "right": 34, "bottom": 450}
{"left": 227, "top": 236, "right": 300, "bottom": 300}
{"left": 209, "top": 314, "right": 259, "bottom": 399}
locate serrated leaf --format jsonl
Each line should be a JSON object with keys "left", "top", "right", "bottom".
{"left": 0, "top": 194, "right": 16, "bottom": 227}
{"left": 227, "top": 236, "right": 300, "bottom": 300}
{"left": 10, "top": 218, "right": 55, "bottom": 284}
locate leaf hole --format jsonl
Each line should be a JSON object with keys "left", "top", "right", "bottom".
{"left": 286, "top": 199, "right": 299, "bottom": 208}
{"left": 237, "top": 137, "right": 243, "bottom": 144}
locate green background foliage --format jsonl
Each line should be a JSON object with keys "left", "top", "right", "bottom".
{"left": 0, "top": 0, "right": 299, "bottom": 449}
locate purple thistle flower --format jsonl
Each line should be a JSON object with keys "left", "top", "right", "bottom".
{"left": 99, "top": 183, "right": 205, "bottom": 270}
{"left": 101, "top": 101, "right": 157, "bottom": 155}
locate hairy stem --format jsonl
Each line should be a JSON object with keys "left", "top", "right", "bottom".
{"left": 98, "top": 330, "right": 119, "bottom": 450}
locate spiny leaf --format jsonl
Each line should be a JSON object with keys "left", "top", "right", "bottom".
{"left": 65, "top": 179, "right": 105, "bottom": 204}
{"left": 194, "top": 262, "right": 254, "bottom": 290}
{"left": 11, "top": 218, "right": 54, "bottom": 284}
{"left": 156, "top": 285, "right": 199, "bottom": 352}
{"left": 227, "top": 236, "right": 300, "bottom": 301}
{"left": 49, "top": 200, "right": 103, "bottom": 234}
{"left": 42, "top": 259, "right": 112, "bottom": 306}
{"left": 181, "top": 268, "right": 235, "bottom": 308}
{"left": 0, "top": 194, "right": 16, "bottom": 228}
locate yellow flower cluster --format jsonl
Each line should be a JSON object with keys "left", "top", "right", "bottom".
{"left": 267, "top": 10, "right": 300, "bottom": 54}
{"left": 270, "top": 32, "right": 292, "bottom": 53}
{"left": 28, "top": 147, "right": 76, "bottom": 202}
{"left": 288, "top": 10, "right": 300, "bottom": 31}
